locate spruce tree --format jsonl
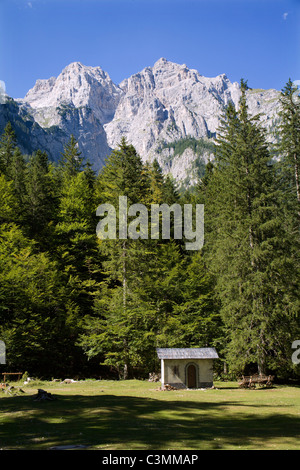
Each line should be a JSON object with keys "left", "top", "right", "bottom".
{"left": 6, "top": 147, "right": 27, "bottom": 224}
{"left": 276, "top": 79, "right": 300, "bottom": 238}
{"left": 88, "top": 138, "right": 149, "bottom": 378}
{"left": 278, "top": 79, "right": 300, "bottom": 207}
{"left": 60, "top": 134, "right": 84, "bottom": 176}
{"left": 0, "top": 174, "right": 18, "bottom": 224}
{"left": 24, "top": 150, "right": 57, "bottom": 246}
{"left": 204, "top": 82, "right": 299, "bottom": 376}
{"left": 49, "top": 138, "right": 101, "bottom": 368}
{"left": 0, "top": 122, "right": 17, "bottom": 174}
{"left": 146, "top": 159, "right": 165, "bottom": 203}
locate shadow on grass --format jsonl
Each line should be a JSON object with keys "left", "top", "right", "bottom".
{"left": 0, "top": 392, "right": 300, "bottom": 450}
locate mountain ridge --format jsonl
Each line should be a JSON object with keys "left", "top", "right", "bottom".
{"left": 1, "top": 58, "right": 281, "bottom": 186}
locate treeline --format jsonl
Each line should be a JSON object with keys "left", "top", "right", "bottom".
{"left": 0, "top": 79, "right": 299, "bottom": 380}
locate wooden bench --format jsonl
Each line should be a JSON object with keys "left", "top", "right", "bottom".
{"left": 1, "top": 372, "right": 23, "bottom": 384}
{"left": 238, "top": 374, "right": 274, "bottom": 389}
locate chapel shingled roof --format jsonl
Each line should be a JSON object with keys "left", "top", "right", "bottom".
{"left": 156, "top": 347, "right": 219, "bottom": 360}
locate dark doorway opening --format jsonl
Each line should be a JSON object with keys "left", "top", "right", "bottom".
{"left": 187, "top": 364, "right": 197, "bottom": 388}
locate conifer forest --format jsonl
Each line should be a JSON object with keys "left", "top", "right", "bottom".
{"left": 0, "top": 80, "right": 299, "bottom": 381}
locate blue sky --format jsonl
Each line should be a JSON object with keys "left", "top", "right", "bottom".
{"left": 0, "top": 0, "right": 299, "bottom": 98}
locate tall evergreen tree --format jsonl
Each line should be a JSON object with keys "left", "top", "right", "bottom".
{"left": 87, "top": 138, "right": 150, "bottom": 377}
{"left": 24, "top": 150, "right": 58, "bottom": 246}
{"left": 6, "top": 147, "right": 27, "bottom": 224}
{"left": 278, "top": 79, "right": 300, "bottom": 208}
{"left": 54, "top": 170, "right": 99, "bottom": 304}
{"left": 60, "top": 134, "right": 84, "bottom": 176}
{"left": 276, "top": 78, "right": 300, "bottom": 251}
{"left": 0, "top": 174, "right": 18, "bottom": 224}
{"left": 203, "top": 83, "right": 299, "bottom": 376}
{"left": 0, "top": 122, "right": 17, "bottom": 174}
{"left": 146, "top": 159, "right": 165, "bottom": 204}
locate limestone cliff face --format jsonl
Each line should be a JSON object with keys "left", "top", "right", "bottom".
{"left": 4, "top": 58, "right": 281, "bottom": 184}
{"left": 105, "top": 58, "right": 240, "bottom": 153}
{"left": 23, "top": 62, "right": 123, "bottom": 123}
{"left": 105, "top": 58, "right": 280, "bottom": 181}
{"left": 17, "top": 62, "right": 124, "bottom": 170}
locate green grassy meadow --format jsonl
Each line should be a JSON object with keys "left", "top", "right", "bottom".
{"left": 0, "top": 379, "right": 300, "bottom": 450}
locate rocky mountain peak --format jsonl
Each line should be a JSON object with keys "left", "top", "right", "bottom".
{"left": 154, "top": 57, "right": 169, "bottom": 66}
{"left": 8, "top": 58, "right": 282, "bottom": 185}
{"left": 23, "top": 62, "right": 123, "bottom": 116}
